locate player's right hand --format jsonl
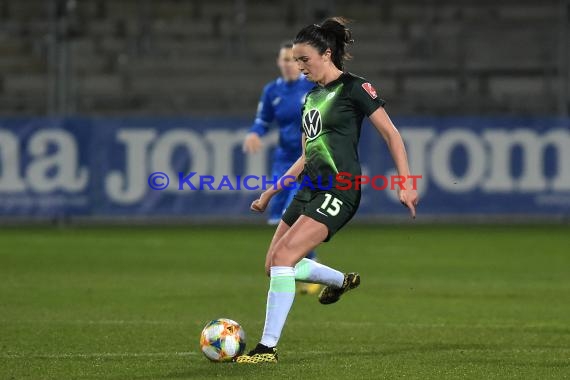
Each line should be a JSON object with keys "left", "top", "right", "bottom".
{"left": 242, "top": 133, "right": 263, "bottom": 154}
{"left": 250, "top": 192, "right": 271, "bottom": 213}
{"left": 398, "top": 186, "right": 419, "bottom": 219}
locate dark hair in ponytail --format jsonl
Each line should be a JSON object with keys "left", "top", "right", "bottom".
{"left": 293, "top": 17, "right": 354, "bottom": 70}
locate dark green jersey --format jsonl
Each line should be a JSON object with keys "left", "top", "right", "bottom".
{"left": 299, "top": 72, "right": 385, "bottom": 204}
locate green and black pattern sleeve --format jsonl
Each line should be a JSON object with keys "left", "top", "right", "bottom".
{"left": 350, "top": 78, "right": 386, "bottom": 117}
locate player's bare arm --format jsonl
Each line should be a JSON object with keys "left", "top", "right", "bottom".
{"left": 369, "top": 107, "right": 419, "bottom": 218}
{"left": 250, "top": 135, "right": 307, "bottom": 212}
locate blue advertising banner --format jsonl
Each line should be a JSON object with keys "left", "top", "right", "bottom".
{"left": 0, "top": 117, "right": 568, "bottom": 219}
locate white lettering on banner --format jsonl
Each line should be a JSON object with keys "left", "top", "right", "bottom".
{"left": 150, "top": 130, "right": 208, "bottom": 193}
{"left": 105, "top": 129, "right": 156, "bottom": 203}
{"left": 0, "top": 130, "right": 26, "bottom": 191}
{"left": 25, "top": 129, "right": 88, "bottom": 192}
{"left": 0, "top": 129, "right": 88, "bottom": 192}
{"left": 204, "top": 130, "right": 277, "bottom": 189}
{"left": 105, "top": 128, "right": 278, "bottom": 204}
{"left": 390, "top": 127, "right": 570, "bottom": 199}
{"left": 482, "top": 129, "right": 570, "bottom": 192}
{"left": 431, "top": 129, "right": 486, "bottom": 192}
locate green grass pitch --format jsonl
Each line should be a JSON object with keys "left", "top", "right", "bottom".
{"left": 0, "top": 224, "right": 569, "bottom": 379}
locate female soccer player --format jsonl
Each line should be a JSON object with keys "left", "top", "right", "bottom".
{"left": 236, "top": 17, "right": 419, "bottom": 363}
{"left": 243, "top": 42, "right": 322, "bottom": 295}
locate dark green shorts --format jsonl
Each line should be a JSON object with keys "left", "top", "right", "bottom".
{"left": 281, "top": 189, "right": 360, "bottom": 242}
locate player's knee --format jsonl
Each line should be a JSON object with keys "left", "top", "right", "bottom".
{"left": 271, "top": 245, "right": 295, "bottom": 267}
{"left": 264, "top": 249, "right": 275, "bottom": 276}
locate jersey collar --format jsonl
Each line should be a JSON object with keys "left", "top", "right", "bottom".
{"left": 322, "top": 72, "right": 346, "bottom": 88}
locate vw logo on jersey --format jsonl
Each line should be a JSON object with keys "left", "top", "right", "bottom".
{"left": 303, "top": 109, "right": 322, "bottom": 140}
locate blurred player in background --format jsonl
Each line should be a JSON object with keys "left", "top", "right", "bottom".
{"left": 237, "top": 17, "right": 418, "bottom": 363}
{"left": 242, "top": 42, "right": 321, "bottom": 295}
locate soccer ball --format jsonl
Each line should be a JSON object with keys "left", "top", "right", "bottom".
{"left": 200, "top": 318, "right": 246, "bottom": 362}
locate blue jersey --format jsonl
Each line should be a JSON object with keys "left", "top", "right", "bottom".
{"left": 249, "top": 75, "right": 315, "bottom": 163}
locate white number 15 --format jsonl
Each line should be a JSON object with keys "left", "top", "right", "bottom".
{"left": 319, "top": 193, "right": 343, "bottom": 216}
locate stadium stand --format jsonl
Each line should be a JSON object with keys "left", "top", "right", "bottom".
{"left": 0, "top": 0, "right": 565, "bottom": 116}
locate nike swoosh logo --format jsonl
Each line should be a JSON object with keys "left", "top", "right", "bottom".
{"left": 316, "top": 209, "right": 328, "bottom": 217}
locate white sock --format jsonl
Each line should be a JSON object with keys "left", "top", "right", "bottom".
{"left": 259, "top": 266, "right": 295, "bottom": 348}
{"left": 294, "top": 258, "right": 344, "bottom": 287}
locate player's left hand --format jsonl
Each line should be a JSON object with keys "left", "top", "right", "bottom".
{"left": 398, "top": 186, "right": 419, "bottom": 219}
